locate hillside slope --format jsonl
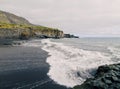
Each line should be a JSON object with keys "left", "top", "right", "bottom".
{"left": 0, "top": 10, "right": 31, "bottom": 25}
{"left": 0, "top": 10, "right": 64, "bottom": 39}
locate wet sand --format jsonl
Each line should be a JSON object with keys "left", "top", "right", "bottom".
{"left": 0, "top": 46, "right": 69, "bottom": 89}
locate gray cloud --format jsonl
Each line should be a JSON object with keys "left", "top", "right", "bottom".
{"left": 1, "top": 0, "right": 120, "bottom": 36}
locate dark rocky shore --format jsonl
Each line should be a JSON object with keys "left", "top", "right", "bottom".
{"left": 74, "top": 63, "right": 120, "bottom": 89}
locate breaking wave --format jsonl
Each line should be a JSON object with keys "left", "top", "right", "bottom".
{"left": 41, "top": 39, "right": 117, "bottom": 88}
{"left": 21, "top": 39, "right": 120, "bottom": 88}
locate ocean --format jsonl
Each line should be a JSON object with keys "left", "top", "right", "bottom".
{"left": 40, "top": 38, "right": 120, "bottom": 87}
{"left": 0, "top": 38, "right": 120, "bottom": 89}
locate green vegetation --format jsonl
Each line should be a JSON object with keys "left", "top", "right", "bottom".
{"left": 0, "top": 22, "right": 64, "bottom": 39}
{"left": 0, "top": 10, "right": 64, "bottom": 39}
{"left": 0, "top": 23, "right": 28, "bottom": 29}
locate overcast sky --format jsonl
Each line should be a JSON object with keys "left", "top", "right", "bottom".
{"left": 0, "top": 0, "right": 120, "bottom": 37}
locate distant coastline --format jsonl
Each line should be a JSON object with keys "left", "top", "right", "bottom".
{"left": 0, "top": 10, "right": 79, "bottom": 46}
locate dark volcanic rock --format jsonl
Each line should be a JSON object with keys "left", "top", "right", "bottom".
{"left": 74, "top": 63, "right": 120, "bottom": 89}
{"left": 64, "top": 34, "right": 79, "bottom": 38}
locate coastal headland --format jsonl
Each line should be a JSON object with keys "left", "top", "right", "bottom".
{"left": 0, "top": 10, "right": 79, "bottom": 45}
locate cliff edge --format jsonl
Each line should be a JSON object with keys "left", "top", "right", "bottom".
{"left": 0, "top": 10, "right": 64, "bottom": 40}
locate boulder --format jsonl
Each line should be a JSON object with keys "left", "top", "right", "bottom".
{"left": 74, "top": 63, "right": 120, "bottom": 89}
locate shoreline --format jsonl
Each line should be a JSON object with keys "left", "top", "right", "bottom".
{"left": 1, "top": 38, "right": 120, "bottom": 89}
{"left": 0, "top": 44, "right": 69, "bottom": 89}
{"left": 74, "top": 63, "right": 120, "bottom": 89}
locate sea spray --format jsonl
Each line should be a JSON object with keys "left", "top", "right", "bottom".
{"left": 21, "top": 39, "right": 120, "bottom": 88}
{"left": 41, "top": 39, "right": 113, "bottom": 88}
{"left": 108, "top": 46, "right": 120, "bottom": 62}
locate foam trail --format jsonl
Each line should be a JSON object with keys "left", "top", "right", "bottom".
{"left": 21, "top": 39, "right": 120, "bottom": 88}
{"left": 41, "top": 39, "right": 115, "bottom": 88}
{"left": 108, "top": 47, "right": 120, "bottom": 62}
{"left": 20, "top": 39, "right": 42, "bottom": 47}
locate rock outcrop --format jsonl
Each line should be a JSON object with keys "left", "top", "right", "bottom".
{"left": 0, "top": 10, "right": 64, "bottom": 40}
{"left": 74, "top": 63, "right": 120, "bottom": 89}
{"left": 64, "top": 34, "right": 79, "bottom": 38}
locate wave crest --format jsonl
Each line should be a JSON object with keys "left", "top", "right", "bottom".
{"left": 20, "top": 39, "right": 120, "bottom": 88}
{"left": 41, "top": 39, "right": 113, "bottom": 88}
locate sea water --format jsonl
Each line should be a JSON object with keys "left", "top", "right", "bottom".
{"left": 22, "top": 38, "right": 120, "bottom": 88}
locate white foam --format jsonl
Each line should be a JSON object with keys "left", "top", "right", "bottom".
{"left": 108, "top": 47, "right": 120, "bottom": 61}
{"left": 21, "top": 39, "right": 120, "bottom": 88}
{"left": 20, "top": 39, "right": 42, "bottom": 47}
{"left": 41, "top": 39, "right": 115, "bottom": 88}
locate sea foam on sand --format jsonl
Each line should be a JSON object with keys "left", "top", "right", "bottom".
{"left": 41, "top": 39, "right": 115, "bottom": 88}
{"left": 21, "top": 39, "right": 119, "bottom": 88}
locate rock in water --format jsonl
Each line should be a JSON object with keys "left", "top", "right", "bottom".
{"left": 74, "top": 63, "right": 120, "bottom": 89}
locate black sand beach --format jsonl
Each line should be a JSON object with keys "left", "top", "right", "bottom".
{"left": 0, "top": 46, "right": 69, "bottom": 89}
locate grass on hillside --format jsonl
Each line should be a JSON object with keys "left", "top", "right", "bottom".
{"left": 0, "top": 22, "right": 59, "bottom": 31}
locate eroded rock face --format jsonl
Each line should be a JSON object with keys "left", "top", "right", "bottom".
{"left": 74, "top": 63, "right": 120, "bottom": 89}
{"left": 0, "top": 28, "right": 31, "bottom": 39}
{"left": 0, "top": 10, "right": 64, "bottom": 40}
{"left": 0, "top": 28, "right": 64, "bottom": 40}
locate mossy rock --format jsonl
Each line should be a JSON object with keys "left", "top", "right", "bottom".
{"left": 20, "top": 31, "right": 30, "bottom": 39}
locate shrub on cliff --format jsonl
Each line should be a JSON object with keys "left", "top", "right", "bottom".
{"left": 20, "top": 31, "right": 30, "bottom": 40}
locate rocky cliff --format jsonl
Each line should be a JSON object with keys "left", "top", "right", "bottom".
{"left": 0, "top": 10, "right": 64, "bottom": 39}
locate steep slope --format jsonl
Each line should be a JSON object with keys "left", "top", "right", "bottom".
{"left": 0, "top": 10, "right": 31, "bottom": 25}
{"left": 0, "top": 10, "right": 64, "bottom": 39}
